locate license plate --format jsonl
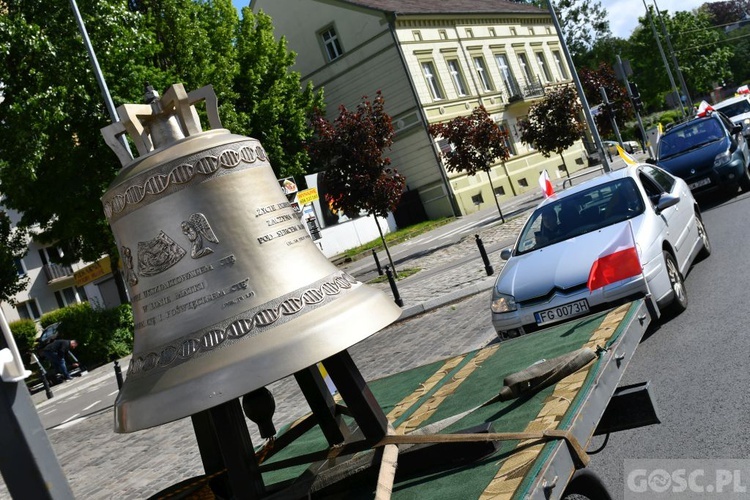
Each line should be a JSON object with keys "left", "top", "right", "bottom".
{"left": 535, "top": 299, "right": 590, "bottom": 326}
{"left": 689, "top": 178, "right": 711, "bottom": 190}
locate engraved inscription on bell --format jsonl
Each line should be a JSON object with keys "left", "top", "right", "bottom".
{"left": 137, "top": 231, "right": 187, "bottom": 277}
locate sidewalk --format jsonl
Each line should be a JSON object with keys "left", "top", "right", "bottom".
{"left": 30, "top": 157, "right": 638, "bottom": 407}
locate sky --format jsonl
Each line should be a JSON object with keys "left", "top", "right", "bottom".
{"left": 602, "top": 0, "right": 714, "bottom": 39}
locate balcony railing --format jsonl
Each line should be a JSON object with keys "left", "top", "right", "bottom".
{"left": 505, "top": 75, "right": 546, "bottom": 103}
{"left": 43, "top": 263, "right": 74, "bottom": 282}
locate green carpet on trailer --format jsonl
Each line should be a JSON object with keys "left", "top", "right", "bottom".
{"left": 258, "top": 304, "right": 634, "bottom": 499}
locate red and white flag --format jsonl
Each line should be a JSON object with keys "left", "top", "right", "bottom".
{"left": 538, "top": 170, "right": 554, "bottom": 198}
{"left": 587, "top": 222, "right": 641, "bottom": 292}
{"left": 696, "top": 100, "right": 714, "bottom": 118}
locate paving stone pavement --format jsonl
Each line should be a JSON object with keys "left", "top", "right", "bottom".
{"left": 3, "top": 162, "right": 634, "bottom": 499}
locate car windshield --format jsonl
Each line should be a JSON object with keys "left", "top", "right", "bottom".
{"left": 715, "top": 100, "right": 750, "bottom": 118}
{"left": 515, "top": 178, "right": 645, "bottom": 255}
{"left": 658, "top": 119, "right": 724, "bottom": 159}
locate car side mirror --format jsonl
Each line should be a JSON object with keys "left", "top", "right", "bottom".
{"left": 645, "top": 157, "right": 657, "bottom": 165}
{"left": 500, "top": 248, "right": 512, "bottom": 260}
{"left": 655, "top": 193, "right": 680, "bottom": 213}
{"left": 733, "top": 123, "right": 743, "bottom": 135}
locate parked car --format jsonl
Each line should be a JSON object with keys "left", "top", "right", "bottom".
{"left": 603, "top": 140, "right": 639, "bottom": 156}
{"left": 490, "top": 164, "right": 710, "bottom": 339}
{"left": 36, "top": 322, "right": 61, "bottom": 349}
{"left": 654, "top": 111, "right": 750, "bottom": 194}
{"left": 711, "top": 94, "right": 750, "bottom": 138}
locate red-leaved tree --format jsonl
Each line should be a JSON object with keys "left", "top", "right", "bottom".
{"left": 307, "top": 91, "right": 405, "bottom": 274}
{"left": 428, "top": 106, "right": 510, "bottom": 221}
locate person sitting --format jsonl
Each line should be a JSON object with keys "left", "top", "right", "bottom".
{"left": 536, "top": 208, "right": 562, "bottom": 246}
{"left": 40, "top": 339, "right": 79, "bottom": 381}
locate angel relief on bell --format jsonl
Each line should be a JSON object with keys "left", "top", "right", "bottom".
{"left": 181, "top": 213, "right": 219, "bottom": 259}
{"left": 137, "top": 231, "right": 187, "bottom": 277}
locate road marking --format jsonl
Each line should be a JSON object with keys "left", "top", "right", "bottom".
{"left": 54, "top": 417, "right": 86, "bottom": 430}
{"left": 82, "top": 400, "right": 101, "bottom": 412}
{"left": 39, "top": 408, "right": 56, "bottom": 415}
{"left": 419, "top": 216, "right": 495, "bottom": 245}
{"left": 108, "top": 390, "right": 119, "bottom": 397}
{"left": 62, "top": 413, "right": 80, "bottom": 424}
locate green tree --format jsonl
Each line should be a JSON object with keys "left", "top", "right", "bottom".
{"left": 525, "top": 0, "right": 611, "bottom": 61}
{"left": 519, "top": 85, "right": 585, "bottom": 176}
{"left": 307, "top": 92, "right": 405, "bottom": 275}
{"left": 0, "top": 211, "right": 29, "bottom": 303}
{"left": 228, "top": 8, "right": 324, "bottom": 180}
{"left": 428, "top": 106, "right": 511, "bottom": 222}
{"left": 0, "top": 0, "right": 155, "bottom": 305}
{"left": 625, "top": 7, "right": 733, "bottom": 109}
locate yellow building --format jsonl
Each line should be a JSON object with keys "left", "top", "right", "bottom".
{"left": 252, "top": 0, "right": 589, "bottom": 217}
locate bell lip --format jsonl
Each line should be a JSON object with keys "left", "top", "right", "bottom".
{"left": 113, "top": 285, "right": 402, "bottom": 433}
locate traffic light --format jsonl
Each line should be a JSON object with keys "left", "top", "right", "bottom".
{"left": 630, "top": 82, "right": 644, "bottom": 113}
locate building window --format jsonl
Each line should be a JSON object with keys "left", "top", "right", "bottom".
{"left": 471, "top": 193, "right": 484, "bottom": 205}
{"left": 510, "top": 28, "right": 517, "bottom": 36}
{"left": 489, "top": 28, "right": 496, "bottom": 37}
{"left": 13, "top": 257, "right": 26, "bottom": 276}
{"left": 552, "top": 50, "right": 568, "bottom": 80}
{"left": 536, "top": 52, "right": 552, "bottom": 83}
{"left": 437, "top": 138, "right": 454, "bottom": 156}
{"left": 494, "top": 186, "right": 506, "bottom": 196}
{"left": 421, "top": 61, "right": 444, "bottom": 100}
{"left": 412, "top": 30, "right": 422, "bottom": 41}
{"left": 320, "top": 26, "right": 343, "bottom": 62}
{"left": 495, "top": 54, "right": 519, "bottom": 97}
{"left": 446, "top": 59, "right": 468, "bottom": 96}
{"left": 517, "top": 53, "right": 534, "bottom": 84}
{"left": 55, "top": 287, "right": 80, "bottom": 309}
{"left": 38, "top": 246, "right": 64, "bottom": 266}
{"left": 439, "top": 30, "right": 447, "bottom": 40}
{"left": 465, "top": 28, "right": 474, "bottom": 38}
{"left": 17, "top": 299, "right": 41, "bottom": 321}
{"left": 518, "top": 178, "right": 529, "bottom": 187}
{"left": 473, "top": 57, "right": 494, "bottom": 92}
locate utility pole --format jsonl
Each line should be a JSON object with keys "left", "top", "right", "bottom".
{"left": 617, "top": 55, "right": 654, "bottom": 157}
{"left": 599, "top": 87, "right": 624, "bottom": 146}
{"left": 69, "top": 0, "right": 132, "bottom": 160}
{"left": 643, "top": 0, "right": 685, "bottom": 119}
{"left": 546, "top": 0, "right": 611, "bottom": 172}
{"left": 653, "top": 0, "right": 693, "bottom": 111}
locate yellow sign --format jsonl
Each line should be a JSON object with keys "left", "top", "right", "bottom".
{"left": 297, "top": 187, "right": 319, "bottom": 205}
{"left": 74, "top": 256, "right": 113, "bottom": 287}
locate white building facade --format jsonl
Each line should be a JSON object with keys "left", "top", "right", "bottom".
{"left": 0, "top": 200, "right": 119, "bottom": 325}
{"left": 252, "top": 0, "right": 590, "bottom": 218}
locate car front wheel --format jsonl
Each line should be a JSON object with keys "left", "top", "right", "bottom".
{"left": 696, "top": 215, "right": 711, "bottom": 259}
{"left": 664, "top": 251, "right": 687, "bottom": 313}
{"left": 740, "top": 162, "right": 750, "bottom": 192}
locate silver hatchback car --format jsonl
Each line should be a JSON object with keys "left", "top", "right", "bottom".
{"left": 491, "top": 164, "right": 710, "bottom": 339}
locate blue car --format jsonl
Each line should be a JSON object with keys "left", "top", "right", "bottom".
{"left": 654, "top": 111, "right": 750, "bottom": 194}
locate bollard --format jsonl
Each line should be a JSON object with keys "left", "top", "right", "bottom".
{"left": 114, "top": 360, "right": 124, "bottom": 390}
{"left": 475, "top": 234, "right": 494, "bottom": 276}
{"left": 372, "top": 248, "right": 384, "bottom": 276}
{"left": 41, "top": 371, "right": 54, "bottom": 400}
{"left": 385, "top": 266, "right": 404, "bottom": 307}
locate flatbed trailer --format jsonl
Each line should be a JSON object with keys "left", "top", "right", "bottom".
{"left": 242, "top": 299, "right": 655, "bottom": 499}
{"left": 156, "top": 299, "right": 655, "bottom": 499}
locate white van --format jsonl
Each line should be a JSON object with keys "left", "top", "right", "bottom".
{"left": 713, "top": 94, "right": 750, "bottom": 138}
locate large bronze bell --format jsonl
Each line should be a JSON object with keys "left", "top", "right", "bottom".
{"left": 101, "top": 84, "right": 401, "bottom": 433}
